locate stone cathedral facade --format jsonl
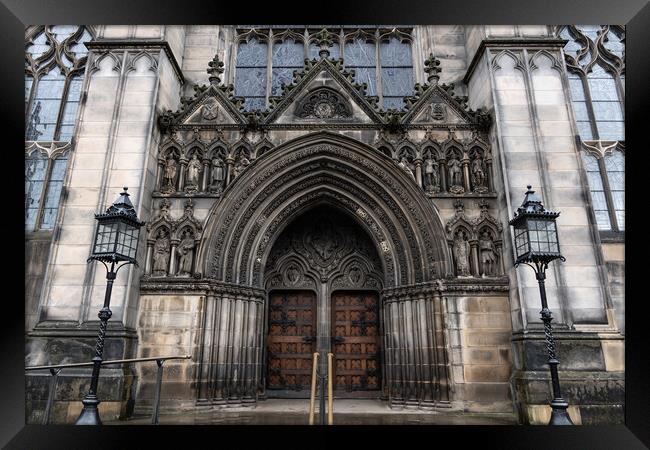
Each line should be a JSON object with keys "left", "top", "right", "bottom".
{"left": 25, "top": 25, "right": 625, "bottom": 425}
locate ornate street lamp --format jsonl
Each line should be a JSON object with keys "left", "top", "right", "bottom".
{"left": 76, "top": 187, "right": 144, "bottom": 425}
{"left": 509, "top": 185, "right": 573, "bottom": 425}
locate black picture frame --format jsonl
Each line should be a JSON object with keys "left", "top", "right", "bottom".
{"left": 6, "top": 0, "right": 647, "bottom": 448}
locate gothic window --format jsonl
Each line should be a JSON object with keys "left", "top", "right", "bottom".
{"left": 560, "top": 25, "right": 624, "bottom": 237}
{"left": 580, "top": 148, "right": 624, "bottom": 233}
{"left": 379, "top": 36, "right": 414, "bottom": 109}
{"left": 233, "top": 27, "right": 414, "bottom": 110}
{"left": 25, "top": 25, "right": 93, "bottom": 232}
{"left": 271, "top": 38, "right": 303, "bottom": 96}
{"left": 234, "top": 37, "right": 268, "bottom": 111}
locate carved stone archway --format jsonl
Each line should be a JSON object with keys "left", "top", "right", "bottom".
{"left": 199, "top": 131, "right": 452, "bottom": 285}
{"left": 195, "top": 131, "right": 453, "bottom": 407}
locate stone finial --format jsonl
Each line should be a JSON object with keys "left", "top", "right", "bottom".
{"left": 207, "top": 54, "right": 225, "bottom": 84}
{"left": 424, "top": 53, "right": 441, "bottom": 84}
{"left": 315, "top": 28, "right": 334, "bottom": 58}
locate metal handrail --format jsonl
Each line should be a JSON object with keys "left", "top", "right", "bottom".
{"left": 327, "top": 352, "right": 334, "bottom": 425}
{"left": 26, "top": 354, "right": 191, "bottom": 425}
{"left": 308, "top": 352, "right": 319, "bottom": 425}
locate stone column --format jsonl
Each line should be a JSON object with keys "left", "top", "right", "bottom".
{"left": 414, "top": 158, "right": 423, "bottom": 188}
{"left": 485, "top": 156, "right": 494, "bottom": 192}
{"left": 470, "top": 240, "right": 480, "bottom": 277}
{"left": 438, "top": 158, "right": 448, "bottom": 193}
{"left": 201, "top": 158, "right": 210, "bottom": 192}
{"left": 145, "top": 239, "right": 154, "bottom": 275}
{"left": 496, "top": 242, "right": 505, "bottom": 276}
{"left": 462, "top": 152, "right": 471, "bottom": 192}
{"left": 178, "top": 158, "right": 187, "bottom": 192}
{"left": 431, "top": 291, "right": 451, "bottom": 406}
{"left": 155, "top": 159, "right": 165, "bottom": 192}
{"left": 225, "top": 157, "right": 234, "bottom": 186}
{"left": 168, "top": 239, "right": 178, "bottom": 276}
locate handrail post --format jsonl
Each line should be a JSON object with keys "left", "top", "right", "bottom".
{"left": 44, "top": 368, "right": 61, "bottom": 425}
{"left": 308, "top": 352, "right": 319, "bottom": 425}
{"left": 152, "top": 359, "right": 166, "bottom": 425}
{"left": 327, "top": 352, "right": 333, "bottom": 425}
{"left": 319, "top": 350, "right": 327, "bottom": 425}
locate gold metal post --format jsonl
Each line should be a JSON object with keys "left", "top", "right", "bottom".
{"left": 308, "top": 352, "right": 319, "bottom": 425}
{"left": 327, "top": 352, "right": 334, "bottom": 425}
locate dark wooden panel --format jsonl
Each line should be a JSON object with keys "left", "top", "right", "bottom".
{"left": 266, "top": 291, "right": 316, "bottom": 392}
{"left": 331, "top": 291, "right": 381, "bottom": 393}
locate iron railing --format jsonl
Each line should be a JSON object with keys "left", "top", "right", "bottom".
{"left": 25, "top": 354, "right": 191, "bottom": 425}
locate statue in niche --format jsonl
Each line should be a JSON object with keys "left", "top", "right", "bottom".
{"left": 424, "top": 157, "right": 440, "bottom": 192}
{"left": 210, "top": 157, "right": 225, "bottom": 193}
{"left": 447, "top": 155, "right": 464, "bottom": 193}
{"left": 471, "top": 154, "right": 487, "bottom": 192}
{"left": 152, "top": 229, "right": 171, "bottom": 276}
{"left": 452, "top": 230, "right": 471, "bottom": 277}
{"left": 185, "top": 153, "right": 202, "bottom": 193}
{"left": 479, "top": 230, "right": 497, "bottom": 277}
{"left": 177, "top": 230, "right": 195, "bottom": 276}
{"left": 162, "top": 155, "right": 178, "bottom": 193}
{"left": 233, "top": 154, "right": 250, "bottom": 178}
{"left": 398, "top": 157, "right": 415, "bottom": 180}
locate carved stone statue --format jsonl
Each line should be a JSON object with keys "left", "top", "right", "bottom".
{"left": 448, "top": 155, "right": 463, "bottom": 193}
{"left": 233, "top": 155, "right": 250, "bottom": 178}
{"left": 453, "top": 230, "right": 471, "bottom": 277}
{"left": 185, "top": 153, "right": 202, "bottom": 193}
{"left": 163, "top": 156, "right": 178, "bottom": 192}
{"left": 177, "top": 230, "right": 195, "bottom": 276}
{"left": 479, "top": 230, "right": 497, "bottom": 276}
{"left": 471, "top": 155, "right": 487, "bottom": 191}
{"left": 398, "top": 157, "right": 415, "bottom": 180}
{"left": 210, "top": 157, "right": 225, "bottom": 193}
{"left": 424, "top": 157, "right": 439, "bottom": 192}
{"left": 152, "top": 229, "right": 171, "bottom": 276}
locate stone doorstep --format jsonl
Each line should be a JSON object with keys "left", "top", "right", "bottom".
{"left": 107, "top": 399, "right": 518, "bottom": 425}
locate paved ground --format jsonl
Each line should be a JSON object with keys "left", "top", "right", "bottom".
{"left": 108, "top": 399, "right": 517, "bottom": 425}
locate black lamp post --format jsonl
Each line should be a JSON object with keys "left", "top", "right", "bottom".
{"left": 509, "top": 185, "right": 573, "bottom": 426}
{"left": 76, "top": 187, "right": 144, "bottom": 425}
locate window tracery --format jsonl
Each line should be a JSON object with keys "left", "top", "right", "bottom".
{"left": 233, "top": 27, "right": 414, "bottom": 110}
{"left": 24, "top": 25, "right": 92, "bottom": 232}
{"left": 559, "top": 25, "right": 624, "bottom": 236}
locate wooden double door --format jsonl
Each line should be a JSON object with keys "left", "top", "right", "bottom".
{"left": 266, "top": 290, "right": 381, "bottom": 397}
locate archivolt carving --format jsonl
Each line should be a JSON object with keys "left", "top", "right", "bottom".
{"left": 295, "top": 87, "right": 352, "bottom": 119}
{"left": 200, "top": 132, "right": 451, "bottom": 288}
{"left": 264, "top": 208, "right": 382, "bottom": 291}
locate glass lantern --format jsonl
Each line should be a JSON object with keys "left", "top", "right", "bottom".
{"left": 89, "top": 187, "right": 144, "bottom": 265}
{"left": 509, "top": 185, "right": 562, "bottom": 265}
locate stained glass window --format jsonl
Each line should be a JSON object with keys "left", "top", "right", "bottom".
{"left": 234, "top": 28, "right": 414, "bottom": 110}
{"left": 581, "top": 152, "right": 612, "bottom": 230}
{"left": 234, "top": 38, "right": 268, "bottom": 110}
{"left": 25, "top": 25, "right": 91, "bottom": 232}
{"left": 561, "top": 25, "right": 624, "bottom": 235}
{"left": 379, "top": 37, "right": 414, "bottom": 109}
{"left": 271, "top": 39, "right": 303, "bottom": 96}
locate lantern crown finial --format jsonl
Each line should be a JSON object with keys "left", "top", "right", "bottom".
{"left": 106, "top": 187, "right": 136, "bottom": 217}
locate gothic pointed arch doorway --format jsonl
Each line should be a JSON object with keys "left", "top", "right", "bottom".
{"left": 195, "top": 131, "right": 453, "bottom": 407}
{"left": 263, "top": 205, "right": 384, "bottom": 398}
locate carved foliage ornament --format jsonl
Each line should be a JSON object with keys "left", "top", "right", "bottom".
{"left": 295, "top": 88, "right": 352, "bottom": 119}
